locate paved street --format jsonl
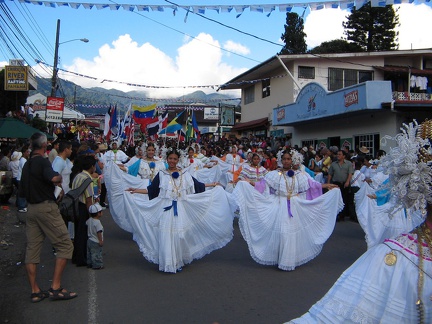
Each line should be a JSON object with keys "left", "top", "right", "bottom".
{"left": 1, "top": 207, "right": 366, "bottom": 324}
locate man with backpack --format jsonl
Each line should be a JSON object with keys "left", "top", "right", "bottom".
{"left": 70, "top": 155, "right": 97, "bottom": 267}
{"left": 19, "top": 132, "right": 77, "bottom": 302}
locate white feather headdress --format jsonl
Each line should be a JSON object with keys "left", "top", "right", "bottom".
{"left": 380, "top": 120, "right": 432, "bottom": 216}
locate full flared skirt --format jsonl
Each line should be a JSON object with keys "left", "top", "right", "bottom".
{"left": 232, "top": 181, "right": 343, "bottom": 271}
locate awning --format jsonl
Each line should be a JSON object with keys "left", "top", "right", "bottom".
{"left": 231, "top": 117, "right": 268, "bottom": 131}
{"left": 374, "top": 66, "right": 432, "bottom": 75}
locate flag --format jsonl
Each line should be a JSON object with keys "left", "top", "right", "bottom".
{"left": 104, "top": 105, "right": 117, "bottom": 141}
{"left": 186, "top": 110, "right": 200, "bottom": 141}
{"left": 121, "top": 104, "right": 134, "bottom": 146}
{"left": 127, "top": 118, "right": 135, "bottom": 147}
{"left": 132, "top": 103, "right": 157, "bottom": 131}
{"left": 147, "top": 112, "right": 168, "bottom": 138}
{"left": 159, "top": 110, "right": 185, "bottom": 135}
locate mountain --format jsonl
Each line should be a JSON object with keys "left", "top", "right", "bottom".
{"left": 31, "top": 77, "right": 240, "bottom": 116}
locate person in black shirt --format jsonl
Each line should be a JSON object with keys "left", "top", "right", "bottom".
{"left": 19, "top": 132, "right": 77, "bottom": 302}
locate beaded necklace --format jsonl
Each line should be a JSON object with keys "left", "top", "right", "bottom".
{"left": 281, "top": 168, "right": 296, "bottom": 199}
{"left": 169, "top": 169, "right": 182, "bottom": 198}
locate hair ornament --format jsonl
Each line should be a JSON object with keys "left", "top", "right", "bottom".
{"left": 379, "top": 119, "right": 432, "bottom": 216}
{"left": 290, "top": 149, "right": 304, "bottom": 166}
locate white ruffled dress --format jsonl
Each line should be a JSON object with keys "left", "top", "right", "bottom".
{"left": 232, "top": 169, "right": 344, "bottom": 271}
{"left": 355, "top": 180, "right": 424, "bottom": 249}
{"left": 288, "top": 230, "right": 432, "bottom": 323}
{"left": 105, "top": 162, "right": 234, "bottom": 273}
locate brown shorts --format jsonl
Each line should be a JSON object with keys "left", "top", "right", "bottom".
{"left": 25, "top": 201, "right": 73, "bottom": 264}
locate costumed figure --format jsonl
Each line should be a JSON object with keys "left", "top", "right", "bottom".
{"left": 105, "top": 147, "right": 234, "bottom": 273}
{"left": 289, "top": 119, "right": 432, "bottom": 323}
{"left": 103, "top": 141, "right": 129, "bottom": 165}
{"left": 232, "top": 149, "right": 343, "bottom": 271}
{"left": 127, "top": 142, "right": 166, "bottom": 186}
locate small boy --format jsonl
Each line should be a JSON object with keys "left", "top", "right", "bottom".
{"left": 86, "top": 203, "right": 104, "bottom": 270}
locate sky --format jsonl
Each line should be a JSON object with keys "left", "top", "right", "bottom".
{"left": 1, "top": 0, "right": 432, "bottom": 101}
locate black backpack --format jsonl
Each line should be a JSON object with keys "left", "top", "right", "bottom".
{"left": 58, "top": 177, "right": 93, "bottom": 223}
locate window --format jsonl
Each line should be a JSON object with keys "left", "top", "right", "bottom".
{"left": 298, "top": 66, "right": 315, "bottom": 79}
{"left": 244, "top": 85, "right": 255, "bottom": 104}
{"left": 328, "top": 68, "right": 374, "bottom": 91}
{"left": 262, "top": 79, "right": 270, "bottom": 98}
{"left": 354, "top": 133, "right": 380, "bottom": 158}
{"left": 301, "top": 139, "right": 315, "bottom": 149}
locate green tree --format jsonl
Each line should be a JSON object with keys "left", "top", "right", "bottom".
{"left": 0, "top": 69, "right": 29, "bottom": 117}
{"left": 309, "top": 39, "right": 364, "bottom": 54}
{"left": 343, "top": 2, "right": 399, "bottom": 51}
{"left": 279, "top": 12, "right": 307, "bottom": 55}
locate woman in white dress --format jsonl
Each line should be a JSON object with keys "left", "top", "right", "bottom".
{"left": 288, "top": 120, "right": 432, "bottom": 323}
{"left": 125, "top": 142, "right": 166, "bottom": 186}
{"left": 233, "top": 150, "right": 343, "bottom": 271}
{"left": 106, "top": 147, "right": 234, "bottom": 273}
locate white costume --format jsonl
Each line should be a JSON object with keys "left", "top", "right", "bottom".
{"left": 289, "top": 230, "right": 432, "bottom": 323}
{"left": 105, "top": 162, "right": 234, "bottom": 273}
{"left": 103, "top": 149, "right": 129, "bottom": 165}
{"left": 233, "top": 169, "right": 343, "bottom": 271}
{"left": 289, "top": 120, "right": 432, "bottom": 323}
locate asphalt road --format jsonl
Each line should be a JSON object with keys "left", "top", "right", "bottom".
{"left": 1, "top": 208, "right": 366, "bottom": 324}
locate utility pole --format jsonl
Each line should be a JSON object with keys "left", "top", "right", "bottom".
{"left": 51, "top": 19, "right": 60, "bottom": 98}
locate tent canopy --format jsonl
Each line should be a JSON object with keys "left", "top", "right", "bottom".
{"left": 26, "top": 93, "right": 85, "bottom": 120}
{"left": 0, "top": 118, "right": 53, "bottom": 139}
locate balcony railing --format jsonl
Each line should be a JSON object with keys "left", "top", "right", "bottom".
{"left": 393, "top": 91, "right": 432, "bottom": 101}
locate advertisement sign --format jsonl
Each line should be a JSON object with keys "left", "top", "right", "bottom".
{"left": 4, "top": 65, "right": 28, "bottom": 91}
{"left": 220, "top": 105, "right": 235, "bottom": 126}
{"left": 46, "top": 97, "right": 64, "bottom": 122}
{"left": 204, "top": 107, "right": 219, "bottom": 120}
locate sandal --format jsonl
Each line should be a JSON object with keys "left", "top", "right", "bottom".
{"left": 48, "top": 287, "right": 78, "bottom": 301}
{"left": 30, "top": 290, "right": 49, "bottom": 303}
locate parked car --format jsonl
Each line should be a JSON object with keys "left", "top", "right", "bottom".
{"left": 0, "top": 171, "right": 13, "bottom": 204}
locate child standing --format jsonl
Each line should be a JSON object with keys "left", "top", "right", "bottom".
{"left": 86, "top": 203, "right": 104, "bottom": 270}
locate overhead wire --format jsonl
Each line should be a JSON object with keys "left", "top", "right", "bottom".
{"left": 164, "top": 0, "right": 283, "bottom": 48}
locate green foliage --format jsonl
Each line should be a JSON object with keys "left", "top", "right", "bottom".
{"left": 279, "top": 12, "right": 307, "bottom": 55}
{"left": 0, "top": 69, "right": 29, "bottom": 117}
{"left": 309, "top": 39, "right": 364, "bottom": 54}
{"left": 343, "top": 2, "right": 399, "bottom": 51}
{"left": 31, "top": 116, "right": 48, "bottom": 132}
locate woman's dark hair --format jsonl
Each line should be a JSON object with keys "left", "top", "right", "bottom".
{"left": 165, "top": 147, "right": 180, "bottom": 159}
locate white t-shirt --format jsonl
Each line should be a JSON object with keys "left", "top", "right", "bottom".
{"left": 86, "top": 217, "right": 103, "bottom": 244}
{"left": 52, "top": 156, "right": 73, "bottom": 193}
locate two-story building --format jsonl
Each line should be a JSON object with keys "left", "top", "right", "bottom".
{"left": 220, "top": 49, "right": 432, "bottom": 157}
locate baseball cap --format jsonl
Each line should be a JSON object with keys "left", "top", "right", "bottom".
{"left": 89, "top": 202, "right": 103, "bottom": 214}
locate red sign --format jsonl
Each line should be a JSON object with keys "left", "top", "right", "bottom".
{"left": 344, "top": 90, "right": 358, "bottom": 108}
{"left": 47, "top": 97, "right": 65, "bottom": 111}
{"left": 46, "top": 97, "right": 64, "bottom": 122}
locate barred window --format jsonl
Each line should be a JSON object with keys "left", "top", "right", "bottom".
{"left": 298, "top": 66, "right": 315, "bottom": 79}
{"left": 244, "top": 85, "right": 255, "bottom": 104}
{"left": 329, "top": 68, "right": 374, "bottom": 91}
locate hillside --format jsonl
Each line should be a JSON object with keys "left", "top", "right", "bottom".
{"left": 32, "top": 78, "right": 240, "bottom": 116}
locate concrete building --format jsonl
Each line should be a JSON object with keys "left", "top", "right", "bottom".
{"left": 220, "top": 49, "right": 432, "bottom": 156}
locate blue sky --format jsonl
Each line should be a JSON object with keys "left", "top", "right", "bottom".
{"left": 2, "top": 0, "right": 432, "bottom": 99}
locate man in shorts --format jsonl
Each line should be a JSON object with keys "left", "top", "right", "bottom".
{"left": 19, "top": 132, "right": 77, "bottom": 303}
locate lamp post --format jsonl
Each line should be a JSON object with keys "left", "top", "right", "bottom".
{"left": 50, "top": 19, "right": 89, "bottom": 98}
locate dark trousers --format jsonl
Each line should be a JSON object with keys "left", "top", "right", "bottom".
{"left": 332, "top": 181, "right": 351, "bottom": 220}
{"left": 100, "top": 183, "right": 107, "bottom": 205}
{"left": 72, "top": 202, "right": 88, "bottom": 266}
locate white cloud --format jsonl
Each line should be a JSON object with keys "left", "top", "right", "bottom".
{"left": 223, "top": 40, "right": 251, "bottom": 55}
{"left": 396, "top": 4, "right": 432, "bottom": 50}
{"left": 304, "top": 9, "right": 348, "bottom": 49}
{"left": 33, "top": 33, "right": 244, "bottom": 99}
{"left": 303, "top": 4, "right": 432, "bottom": 50}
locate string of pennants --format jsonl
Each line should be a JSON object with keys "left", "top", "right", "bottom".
{"left": 6, "top": 0, "right": 426, "bottom": 16}
{"left": 65, "top": 104, "right": 225, "bottom": 110}
{"left": 37, "top": 59, "right": 288, "bottom": 90}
